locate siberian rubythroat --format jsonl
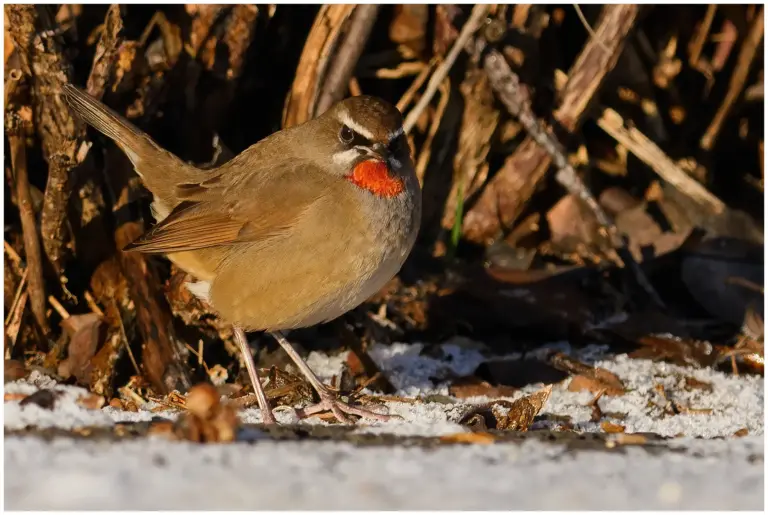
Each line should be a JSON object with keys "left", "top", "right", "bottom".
{"left": 63, "top": 84, "right": 421, "bottom": 424}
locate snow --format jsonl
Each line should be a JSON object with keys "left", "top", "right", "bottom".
{"left": 3, "top": 338, "right": 764, "bottom": 509}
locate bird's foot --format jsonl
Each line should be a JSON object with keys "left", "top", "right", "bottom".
{"left": 295, "top": 386, "right": 398, "bottom": 424}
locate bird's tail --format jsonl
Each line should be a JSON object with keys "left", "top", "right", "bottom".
{"left": 62, "top": 84, "right": 195, "bottom": 200}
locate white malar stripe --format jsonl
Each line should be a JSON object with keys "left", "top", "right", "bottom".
{"left": 185, "top": 280, "right": 212, "bottom": 303}
{"left": 338, "top": 110, "right": 375, "bottom": 141}
{"left": 332, "top": 148, "right": 361, "bottom": 169}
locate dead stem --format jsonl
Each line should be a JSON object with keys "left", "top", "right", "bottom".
{"left": 315, "top": 5, "right": 380, "bottom": 115}
{"left": 6, "top": 77, "right": 49, "bottom": 335}
{"left": 700, "top": 7, "right": 764, "bottom": 151}
{"left": 403, "top": 4, "right": 489, "bottom": 134}
{"left": 85, "top": 5, "right": 123, "bottom": 99}
{"left": 598, "top": 108, "right": 725, "bottom": 214}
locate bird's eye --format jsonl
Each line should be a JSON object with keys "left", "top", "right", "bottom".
{"left": 339, "top": 125, "right": 355, "bottom": 144}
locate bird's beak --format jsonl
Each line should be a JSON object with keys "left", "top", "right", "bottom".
{"left": 371, "top": 142, "right": 400, "bottom": 170}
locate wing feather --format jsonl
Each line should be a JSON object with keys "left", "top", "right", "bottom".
{"left": 124, "top": 162, "right": 330, "bottom": 254}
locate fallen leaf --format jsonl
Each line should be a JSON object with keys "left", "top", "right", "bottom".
{"left": 605, "top": 433, "right": 648, "bottom": 448}
{"left": 504, "top": 385, "right": 552, "bottom": 431}
{"left": 185, "top": 383, "right": 218, "bottom": 418}
{"left": 552, "top": 354, "right": 626, "bottom": 396}
{"left": 148, "top": 420, "right": 175, "bottom": 437}
{"left": 77, "top": 393, "right": 105, "bottom": 410}
{"left": 449, "top": 376, "right": 517, "bottom": 399}
{"left": 733, "top": 428, "right": 749, "bottom": 437}
{"left": 58, "top": 313, "right": 104, "bottom": 384}
{"left": 174, "top": 382, "right": 240, "bottom": 443}
{"left": 600, "top": 421, "right": 626, "bottom": 433}
{"left": 439, "top": 431, "right": 498, "bottom": 445}
{"left": 4, "top": 393, "right": 27, "bottom": 402}
{"left": 683, "top": 376, "right": 713, "bottom": 392}
{"left": 633, "top": 335, "right": 718, "bottom": 368}
{"left": 461, "top": 385, "right": 552, "bottom": 431}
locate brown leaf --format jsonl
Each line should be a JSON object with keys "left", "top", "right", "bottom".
{"left": 148, "top": 420, "right": 175, "bottom": 437}
{"left": 733, "top": 428, "right": 749, "bottom": 437}
{"left": 185, "top": 383, "right": 218, "bottom": 419}
{"left": 503, "top": 385, "right": 552, "bottom": 430}
{"left": 389, "top": 5, "right": 428, "bottom": 57}
{"left": 552, "top": 353, "right": 626, "bottom": 396}
{"left": 77, "top": 393, "right": 106, "bottom": 410}
{"left": 683, "top": 376, "right": 713, "bottom": 392}
{"left": 633, "top": 335, "right": 718, "bottom": 368}
{"left": 600, "top": 421, "right": 626, "bottom": 433}
{"left": 461, "top": 385, "right": 552, "bottom": 431}
{"left": 439, "top": 431, "right": 498, "bottom": 445}
{"left": 605, "top": 433, "right": 648, "bottom": 447}
{"left": 449, "top": 376, "right": 517, "bottom": 399}
{"left": 58, "top": 313, "right": 104, "bottom": 384}
{"left": 568, "top": 374, "right": 625, "bottom": 396}
{"left": 174, "top": 383, "right": 240, "bottom": 443}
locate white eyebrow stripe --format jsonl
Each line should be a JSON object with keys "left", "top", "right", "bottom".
{"left": 339, "top": 110, "right": 375, "bottom": 141}
{"left": 388, "top": 126, "right": 404, "bottom": 141}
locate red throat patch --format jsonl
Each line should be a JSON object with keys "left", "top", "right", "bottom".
{"left": 346, "top": 160, "right": 404, "bottom": 198}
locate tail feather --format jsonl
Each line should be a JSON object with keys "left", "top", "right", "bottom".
{"left": 62, "top": 84, "right": 193, "bottom": 198}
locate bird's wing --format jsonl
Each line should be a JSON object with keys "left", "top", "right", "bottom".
{"left": 124, "top": 163, "right": 329, "bottom": 254}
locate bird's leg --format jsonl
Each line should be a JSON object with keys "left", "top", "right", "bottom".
{"left": 233, "top": 326, "right": 277, "bottom": 425}
{"left": 268, "top": 330, "right": 393, "bottom": 423}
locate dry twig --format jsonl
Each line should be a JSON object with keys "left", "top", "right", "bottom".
{"left": 5, "top": 70, "right": 49, "bottom": 335}
{"left": 598, "top": 108, "right": 725, "bottom": 214}
{"left": 403, "top": 4, "right": 490, "bottom": 134}
{"left": 700, "top": 7, "right": 764, "bottom": 150}
{"left": 6, "top": 5, "right": 87, "bottom": 273}
{"left": 86, "top": 5, "right": 123, "bottom": 99}
{"left": 463, "top": 4, "right": 639, "bottom": 244}
{"left": 283, "top": 5, "right": 356, "bottom": 127}
{"left": 315, "top": 5, "right": 380, "bottom": 115}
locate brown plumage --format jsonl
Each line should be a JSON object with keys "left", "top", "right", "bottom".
{"left": 63, "top": 84, "right": 421, "bottom": 424}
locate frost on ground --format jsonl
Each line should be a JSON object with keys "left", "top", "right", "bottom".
{"left": 3, "top": 338, "right": 764, "bottom": 509}
{"left": 4, "top": 338, "right": 764, "bottom": 437}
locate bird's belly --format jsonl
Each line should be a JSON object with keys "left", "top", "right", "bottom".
{"left": 208, "top": 231, "right": 409, "bottom": 331}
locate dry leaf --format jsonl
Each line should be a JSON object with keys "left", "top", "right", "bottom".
{"left": 174, "top": 383, "right": 240, "bottom": 443}
{"left": 502, "top": 385, "right": 552, "bottom": 431}
{"left": 77, "top": 393, "right": 106, "bottom": 410}
{"left": 605, "top": 433, "right": 648, "bottom": 448}
{"left": 600, "top": 421, "right": 626, "bottom": 433}
{"left": 58, "top": 313, "right": 104, "bottom": 384}
{"left": 439, "top": 431, "right": 498, "bottom": 445}
{"left": 553, "top": 353, "right": 626, "bottom": 396}
{"left": 449, "top": 376, "right": 517, "bottom": 399}
{"left": 683, "top": 376, "right": 713, "bottom": 392}
{"left": 461, "top": 385, "right": 552, "bottom": 431}
{"left": 568, "top": 374, "right": 625, "bottom": 396}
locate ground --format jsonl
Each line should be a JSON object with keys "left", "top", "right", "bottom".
{"left": 3, "top": 339, "right": 764, "bottom": 510}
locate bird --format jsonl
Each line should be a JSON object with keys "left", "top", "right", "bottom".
{"left": 63, "top": 84, "right": 421, "bottom": 424}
